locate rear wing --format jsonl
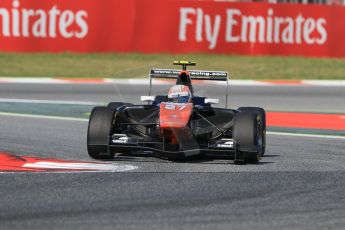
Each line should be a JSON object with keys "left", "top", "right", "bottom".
{"left": 150, "top": 69, "right": 228, "bottom": 81}
{"left": 149, "top": 68, "right": 230, "bottom": 108}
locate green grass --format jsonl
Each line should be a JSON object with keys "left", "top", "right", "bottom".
{"left": 1, "top": 52, "right": 345, "bottom": 79}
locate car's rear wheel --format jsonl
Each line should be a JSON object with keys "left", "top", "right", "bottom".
{"left": 87, "top": 106, "right": 115, "bottom": 159}
{"left": 237, "top": 107, "right": 266, "bottom": 156}
{"left": 233, "top": 111, "right": 263, "bottom": 164}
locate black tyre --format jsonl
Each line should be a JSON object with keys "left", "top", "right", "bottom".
{"left": 107, "top": 102, "right": 132, "bottom": 111}
{"left": 233, "top": 111, "right": 263, "bottom": 164}
{"left": 237, "top": 107, "right": 266, "bottom": 156}
{"left": 87, "top": 106, "right": 115, "bottom": 159}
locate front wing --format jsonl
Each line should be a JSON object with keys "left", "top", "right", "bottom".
{"left": 109, "top": 134, "right": 245, "bottom": 161}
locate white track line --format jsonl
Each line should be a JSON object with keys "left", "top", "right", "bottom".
{"left": 0, "top": 112, "right": 344, "bottom": 140}
{"left": 0, "top": 98, "right": 102, "bottom": 105}
{"left": 22, "top": 162, "right": 138, "bottom": 172}
{"left": 303, "top": 80, "right": 345, "bottom": 86}
{"left": 0, "top": 77, "right": 67, "bottom": 83}
{"left": 0, "top": 162, "right": 138, "bottom": 174}
{"left": 0, "top": 112, "right": 88, "bottom": 122}
{"left": 267, "top": 131, "right": 345, "bottom": 139}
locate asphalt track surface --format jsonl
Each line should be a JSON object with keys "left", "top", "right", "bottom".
{"left": 1, "top": 83, "right": 345, "bottom": 230}
{"left": 0, "top": 83, "right": 345, "bottom": 112}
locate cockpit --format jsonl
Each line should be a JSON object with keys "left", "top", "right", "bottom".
{"left": 168, "top": 85, "right": 192, "bottom": 104}
{"left": 168, "top": 95, "right": 191, "bottom": 103}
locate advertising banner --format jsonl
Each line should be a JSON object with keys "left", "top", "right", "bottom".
{"left": 0, "top": 0, "right": 345, "bottom": 57}
{"left": 133, "top": 0, "right": 341, "bottom": 57}
{"left": 0, "top": 0, "right": 134, "bottom": 52}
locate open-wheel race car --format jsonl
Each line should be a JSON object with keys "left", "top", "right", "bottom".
{"left": 87, "top": 61, "right": 266, "bottom": 164}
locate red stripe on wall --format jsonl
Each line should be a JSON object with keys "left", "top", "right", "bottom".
{"left": 267, "top": 112, "right": 345, "bottom": 131}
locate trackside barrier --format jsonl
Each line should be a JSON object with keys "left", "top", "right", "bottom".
{"left": 1, "top": 0, "right": 345, "bottom": 57}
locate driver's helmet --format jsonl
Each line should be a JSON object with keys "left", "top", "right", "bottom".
{"left": 168, "top": 85, "right": 191, "bottom": 103}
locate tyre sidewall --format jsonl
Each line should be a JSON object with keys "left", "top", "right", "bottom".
{"left": 87, "top": 106, "right": 115, "bottom": 159}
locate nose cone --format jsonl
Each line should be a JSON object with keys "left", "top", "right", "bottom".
{"left": 159, "top": 102, "right": 193, "bottom": 129}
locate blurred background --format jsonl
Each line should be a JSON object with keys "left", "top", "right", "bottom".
{"left": 0, "top": 0, "right": 344, "bottom": 80}
{"left": 1, "top": 2, "right": 345, "bottom": 230}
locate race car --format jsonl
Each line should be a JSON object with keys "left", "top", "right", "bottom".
{"left": 87, "top": 61, "right": 266, "bottom": 164}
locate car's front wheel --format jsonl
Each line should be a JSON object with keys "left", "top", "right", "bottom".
{"left": 233, "top": 111, "right": 264, "bottom": 164}
{"left": 237, "top": 107, "right": 266, "bottom": 156}
{"left": 87, "top": 106, "right": 115, "bottom": 159}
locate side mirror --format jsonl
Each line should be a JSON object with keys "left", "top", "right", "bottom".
{"left": 141, "top": 96, "right": 155, "bottom": 102}
{"left": 205, "top": 98, "right": 219, "bottom": 104}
